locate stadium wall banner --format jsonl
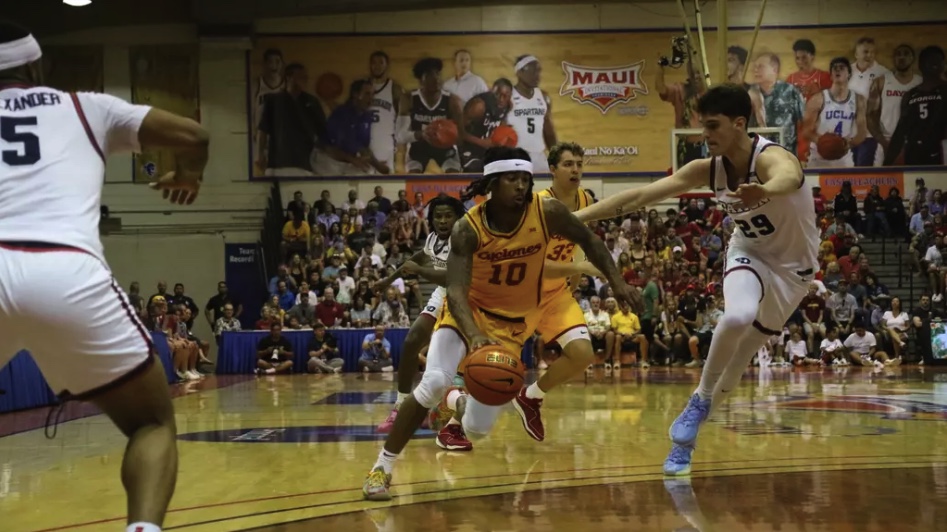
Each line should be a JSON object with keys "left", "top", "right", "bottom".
{"left": 818, "top": 172, "right": 904, "bottom": 200}
{"left": 131, "top": 45, "right": 201, "bottom": 183}
{"left": 248, "top": 23, "right": 947, "bottom": 180}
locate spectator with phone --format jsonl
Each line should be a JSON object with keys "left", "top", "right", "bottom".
{"left": 359, "top": 325, "right": 394, "bottom": 372}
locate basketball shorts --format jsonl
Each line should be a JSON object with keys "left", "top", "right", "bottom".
{"left": 460, "top": 143, "right": 486, "bottom": 172}
{"left": 0, "top": 244, "right": 154, "bottom": 400}
{"left": 536, "top": 290, "right": 590, "bottom": 349}
{"left": 435, "top": 303, "right": 538, "bottom": 356}
{"left": 724, "top": 246, "right": 811, "bottom": 336}
{"left": 904, "top": 141, "right": 944, "bottom": 166}
{"left": 420, "top": 286, "right": 447, "bottom": 320}
{"left": 407, "top": 141, "right": 462, "bottom": 173}
{"left": 807, "top": 147, "right": 854, "bottom": 168}
{"left": 527, "top": 150, "right": 550, "bottom": 174}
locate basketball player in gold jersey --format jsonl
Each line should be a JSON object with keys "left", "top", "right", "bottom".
{"left": 363, "top": 147, "right": 634, "bottom": 500}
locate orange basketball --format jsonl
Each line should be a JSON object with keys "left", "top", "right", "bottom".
{"left": 315, "top": 72, "right": 343, "bottom": 101}
{"left": 490, "top": 124, "right": 518, "bottom": 147}
{"left": 427, "top": 119, "right": 458, "bottom": 149}
{"left": 464, "top": 345, "right": 525, "bottom": 406}
{"left": 816, "top": 133, "right": 848, "bottom": 161}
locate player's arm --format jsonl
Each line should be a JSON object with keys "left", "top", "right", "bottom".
{"left": 395, "top": 91, "right": 419, "bottom": 145}
{"left": 852, "top": 94, "right": 868, "bottom": 146}
{"left": 575, "top": 159, "right": 710, "bottom": 222}
{"left": 748, "top": 147, "right": 805, "bottom": 198}
{"left": 400, "top": 252, "right": 448, "bottom": 286}
{"left": 138, "top": 108, "right": 209, "bottom": 176}
{"left": 542, "top": 198, "right": 635, "bottom": 307}
{"left": 392, "top": 82, "right": 403, "bottom": 115}
{"left": 449, "top": 94, "right": 465, "bottom": 139}
{"left": 542, "top": 91, "right": 557, "bottom": 148}
{"left": 375, "top": 252, "right": 423, "bottom": 294}
{"left": 802, "top": 91, "right": 823, "bottom": 143}
{"left": 543, "top": 260, "right": 601, "bottom": 279}
{"left": 462, "top": 96, "right": 493, "bottom": 149}
{"left": 884, "top": 95, "right": 912, "bottom": 165}
{"left": 866, "top": 77, "right": 886, "bottom": 145}
{"left": 445, "top": 219, "right": 494, "bottom": 346}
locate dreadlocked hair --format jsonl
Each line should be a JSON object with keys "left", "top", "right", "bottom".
{"left": 461, "top": 146, "right": 534, "bottom": 202}
{"left": 425, "top": 193, "right": 467, "bottom": 228}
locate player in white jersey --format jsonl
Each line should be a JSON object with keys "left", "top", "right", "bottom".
{"left": 576, "top": 83, "right": 819, "bottom": 477}
{"left": 868, "top": 44, "right": 922, "bottom": 163}
{"left": 849, "top": 37, "right": 891, "bottom": 166}
{"left": 0, "top": 23, "right": 208, "bottom": 532}
{"left": 507, "top": 55, "right": 557, "bottom": 173}
{"left": 374, "top": 194, "right": 466, "bottom": 433}
{"left": 251, "top": 48, "right": 284, "bottom": 158}
{"left": 803, "top": 57, "right": 868, "bottom": 168}
{"left": 368, "top": 51, "right": 402, "bottom": 171}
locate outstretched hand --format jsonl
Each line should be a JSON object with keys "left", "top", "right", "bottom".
{"left": 726, "top": 183, "right": 766, "bottom": 208}
{"left": 149, "top": 171, "right": 201, "bottom": 205}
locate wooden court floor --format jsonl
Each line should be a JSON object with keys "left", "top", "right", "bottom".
{"left": 2, "top": 365, "right": 947, "bottom": 531}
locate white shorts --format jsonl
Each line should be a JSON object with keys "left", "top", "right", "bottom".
{"left": 421, "top": 286, "right": 447, "bottom": 320}
{"left": 724, "top": 246, "right": 812, "bottom": 335}
{"left": 0, "top": 245, "right": 153, "bottom": 399}
{"left": 807, "top": 148, "right": 854, "bottom": 168}
{"left": 528, "top": 151, "right": 550, "bottom": 173}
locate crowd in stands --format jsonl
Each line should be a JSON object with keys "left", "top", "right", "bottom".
{"left": 128, "top": 176, "right": 947, "bottom": 380}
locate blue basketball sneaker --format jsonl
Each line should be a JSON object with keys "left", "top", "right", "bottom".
{"left": 663, "top": 443, "right": 695, "bottom": 476}
{"left": 669, "top": 393, "right": 711, "bottom": 445}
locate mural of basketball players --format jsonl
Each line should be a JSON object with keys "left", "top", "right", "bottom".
{"left": 459, "top": 78, "right": 515, "bottom": 172}
{"left": 868, "top": 44, "right": 921, "bottom": 160}
{"left": 749, "top": 53, "right": 805, "bottom": 154}
{"left": 257, "top": 63, "right": 328, "bottom": 176}
{"left": 368, "top": 51, "right": 404, "bottom": 173}
{"left": 252, "top": 48, "right": 284, "bottom": 171}
{"left": 656, "top": 54, "right": 706, "bottom": 165}
{"left": 509, "top": 55, "right": 557, "bottom": 173}
{"left": 396, "top": 57, "right": 464, "bottom": 174}
{"left": 318, "top": 79, "right": 391, "bottom": 176}
{"left": 885, "top": 46, "right": 947, "bottom": 166}
{"left": 786, "top": 39, "right": 832, "bottom": 162}
{"left": 850, "top": 37, "right": 892, "bottom": 166}
{"left": 443, "top": 49, "right": 489, "bottom": 106}
{"left": 726, "top": 45, "right": 749, "bottom": 87}
{"left": 803, "top": 57, "right": 867, "bottom": 168}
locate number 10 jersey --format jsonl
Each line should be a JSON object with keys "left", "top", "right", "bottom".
{"left": 713, "top": 134, "right": 819, "bottom": 273}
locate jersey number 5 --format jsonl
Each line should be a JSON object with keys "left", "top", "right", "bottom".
{"left": 488, "top": 262, "right": 527, "bottom": 286}
{"left": 735, "top": 214, "right": 776, "bottom": 238}
{"left": 527, "top": 117, "right": 535, "bottom": 134}
{"left": 1, "top": 116, "right": 41, "bottom": 166}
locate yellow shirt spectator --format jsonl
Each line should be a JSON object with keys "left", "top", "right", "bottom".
{"left": 282, "top": 220, "right": 310, "bottom": 243}
{"left": 611, "top": 310, "right": 641, "bottom": 336}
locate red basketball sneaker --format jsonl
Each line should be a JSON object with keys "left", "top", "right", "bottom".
{"left": 512, "top": 387, "right": 545, "bottom": 441}
{"left": 436, "top": 423, "right": 473, "bottom": 451}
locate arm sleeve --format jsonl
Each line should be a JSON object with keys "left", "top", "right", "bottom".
{"left": 74, "top": 92, "right": 152, "bottom": 155}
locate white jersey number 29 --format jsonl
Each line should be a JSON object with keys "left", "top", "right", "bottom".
{"left": 1, "top": 116, "right": 41, "bottom": 166}
{"left": 735, "top": 214, "right": 776, "bottom": 239}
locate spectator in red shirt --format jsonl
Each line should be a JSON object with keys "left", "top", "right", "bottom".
{"left": 683, "top": 235, "right": 708, "bottom": 270}
{"left": 703, "top": 201, "right": 724, "bottom": 232}
{"left": 811, "top": 186, "right": 826, "bottom": 216}
{"left": 315, "top": 286, "right": 346, "bottom": 327}
{"left": 836, "top": 245, "right": 861, "bottom": 278}
{"left": 798, "top": 284, "right": 827, "bottom": 352}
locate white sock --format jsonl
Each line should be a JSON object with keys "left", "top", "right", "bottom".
{"left": 265, "top": 368, "right": 276, "bottom": 374}
{"left": 525, "top": 382, "right": 546, "bottom": 400}
{"left": 446, "top": 388, "right": 464, "bottom": 410}
{"left": 395, "top": 392, "right": 409, "bottom": 409}
{"left": 127, "top": 523, "right": 161, "bottom": 532}
{"left": 374, "top": 449, "right": 398, "bottom": 474}
{"left": 695, "top": 269, "right": 762, "bottom": 401}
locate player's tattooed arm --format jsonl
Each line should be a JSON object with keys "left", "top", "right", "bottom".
{"left": 400, "top": 251, "right": 449, "bottom": 287}
{"left": 446, "top": 218, "right": 488, "bottom": 342}
{"left": 573, "top": 159, "right": 709, "bottom": 223}
{"left": 852, "top": 94, "right": 869, "bottom": 146}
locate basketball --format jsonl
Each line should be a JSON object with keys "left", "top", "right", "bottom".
{"left": 816, "top": 134, "right": 848, "bottom": 161}
{"left": 490, "top": 124, "right": 518, "bottom": 147}
{"left": 427, "top": 118, "right": 459, "bottom": 149}
{"left": 315, "top": 72, "right": 343, "bottom": 101}
{"left": 464, "top": 345, "right": 525, "bottom": 406}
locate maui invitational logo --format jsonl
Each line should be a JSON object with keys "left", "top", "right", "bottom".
{"left": 559, "top": 61, "right": 649, "bottom": 114}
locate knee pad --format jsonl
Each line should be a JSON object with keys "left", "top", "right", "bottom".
{"left": 412, "top": 369, "right": 453, "bottom": 409}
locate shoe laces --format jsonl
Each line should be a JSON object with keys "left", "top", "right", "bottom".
{"left": 680, "top": 395, "right": 710, "bottom": 426}
{"left": 447, "top": 424, "right": 467, "bottom": 438}
{"left": 368, "top": 468, "right": 390, "bottom": 485}
{"left": 668, "top": 444, "right": 694, "bottom": 464}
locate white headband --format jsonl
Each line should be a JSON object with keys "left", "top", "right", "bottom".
{"left": 514, "top": 55, "right": 538, "bottom": 72}
{"left": 0, "top": 34, "right": 41, "bottom": 72}
{"left": 484, "top": 159, "right": 533, "bottom": 176}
